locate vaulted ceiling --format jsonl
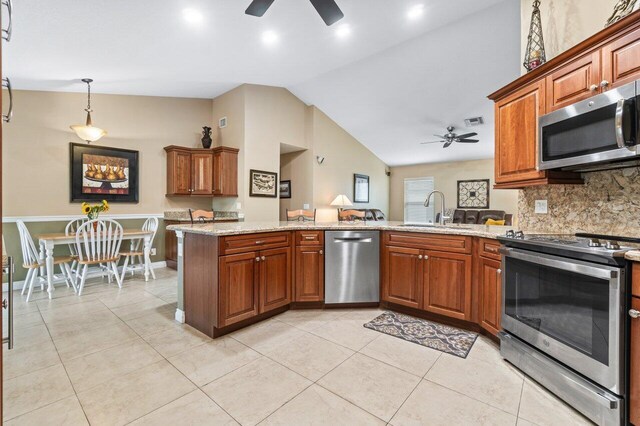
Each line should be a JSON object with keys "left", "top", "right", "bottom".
{"left": 5, "top": 0, "right": 521, "bottom": 166}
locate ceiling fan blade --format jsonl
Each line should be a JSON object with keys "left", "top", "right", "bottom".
{"left": 245, "top": 0, "right": 276, "bottom": 17}
{"left": 421, "top": 140, "right": 443, "bottom": 144}
{"left": 443, "top": 141, "right": 454, "bottom": 148}
{"left": 309, "top": 0, "right": 344, "bottom": 25}
{"left": 455, "top": 132, "right": 477, "bottom": 139}
{"left": 457, "top": 139, "right": 479, "bottom": 143}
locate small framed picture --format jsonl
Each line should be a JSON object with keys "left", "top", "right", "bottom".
{"left": 249, "top": 169, "right": 278, "bottom": 198}
{"left": 279, "top": 180, "right": 291, "bottom": 199}
{"left": 354, "top": 174, "right": 370, "bottom": 203}
{"left": 457, "top": 179, "right": 490, "bottom": 209}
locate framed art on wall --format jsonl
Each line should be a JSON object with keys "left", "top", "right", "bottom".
{"left": 70, "top": 143, "right": 139, "bottom": 203}
{"left": 353, "top": 174, "right": 369, "bottom": 203}
{"left": 457, "top": 179, "right": 490, "bottom": 209}
{"left": 279, "top": 180, "right": 291, "bottom": 199}
{"left": 249, "top": 169, "right": 278, "bottom": 197}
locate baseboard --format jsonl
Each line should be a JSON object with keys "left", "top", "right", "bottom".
{"left": 175, "top": 308, "right": 185, "bottom": 323}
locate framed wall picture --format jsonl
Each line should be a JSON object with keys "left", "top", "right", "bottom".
{"left": 70, "top": 143, "right": 139, "bottom": 203}
{"left": 457, "top": 179, "right": 490, "bottom": 209}
{"left": 279, "top": 180, "right": 291, "bottom": 199}
{"left": 249, "top": 169, "right": 278, "bottom": 197}
{"left": 354, "top": 174, "right": 370, "bottom": 203}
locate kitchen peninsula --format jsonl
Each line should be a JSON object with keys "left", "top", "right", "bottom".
{"left": 167, "top": 221, "right": 512, "bottom": 339}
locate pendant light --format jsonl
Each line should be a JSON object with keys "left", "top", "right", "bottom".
{"left": 70, "top": 78, "right": 107, "bottom": 143}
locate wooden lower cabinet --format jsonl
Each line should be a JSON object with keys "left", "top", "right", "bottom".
{"left": 165, "top": 220, "right": 178, "bottom": 269}
{"left": 423, "top": 251, "right": 472, "bottom": 321}
{"left": 260, "top": 247, "right": 292, "bottom": 312}
{"left": 478, "top": 256, "right": 502, "bottom": 335}
{"left": 382, "top": 245, "right": 423, "bottom": 309}
{"left": 294, "top": 246, "right": 324, "bottom": 302}
{"left": 631, "top": 296, "right": 639, "bottom": 425}
{"left": 218, "top": 252, "right": 260, "bottom": 327}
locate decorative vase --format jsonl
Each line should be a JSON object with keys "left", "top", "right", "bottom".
{"left": 201, "top": 126, "right": 213, "bottom": 149}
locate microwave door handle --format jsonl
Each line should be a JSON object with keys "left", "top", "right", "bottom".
{"left": 615, "top": 98, "right": 626, "bottom": 149}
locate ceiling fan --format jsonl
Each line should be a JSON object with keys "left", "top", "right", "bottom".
{"left": 245, "top": 0, "right": 344, "bottom": 26}
{"left": 421, "top": 126, "right": 479, "bottom": 148}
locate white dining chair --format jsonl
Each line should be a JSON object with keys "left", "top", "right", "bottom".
{"left": 75, "top": 219, "right": 123, "bottom": 295}
{"left": 119, "top": 217, "right": 158, "bottom": 283}
{"left": 65, "top": 218, "right": 85, "bottom": 276}
{"left": 16, "top": 220, "right": 75, "bottom": 301}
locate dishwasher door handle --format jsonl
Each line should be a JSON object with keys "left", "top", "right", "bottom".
{"left": 333, "top": 237, "right": 373, "bottom": 243}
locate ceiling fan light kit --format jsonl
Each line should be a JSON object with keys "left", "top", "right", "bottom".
{"left": 245, "top": 0, "right": 344, "bottom": 26}
{"left": 421, "top": 126, "right": 479, "bottom": 149}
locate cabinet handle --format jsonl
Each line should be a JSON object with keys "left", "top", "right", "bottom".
{"left": 600, "top": 80, "right": 610, "bottom": 89}
{"left": 3, "top": 77, "right": 12, "bottom": 123}
{"left": 630, "top": 309, "right": 640, "bottom": 319}
{"left": 497, "top": 269, "right": 502, "bottom": 274}
{"left": 255, "top": 257, "right": 260, "bottom": 262}
{"left": 255, "top": 241, "right": 264, "bottom": 245}
{"left": 418, "top": 255, "right": 423, "bottom": 259}
{"left": 304, "top": 236, "right": 315, "bottom": 240}
{"left": 2, "top": 0, "right": 12, "bottom": 42}
{"left": 319, "top": 250, "right": 323, "bottom": 255}
{"left": 424, "top": 255, "right": 429, "bottom": 260}
{"left": 589, "top": 84, "right": 598, "bottom": 92}
{"left": 261, "top": 256, "right": 266, "bottom": 261}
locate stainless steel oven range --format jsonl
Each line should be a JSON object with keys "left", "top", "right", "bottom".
{"left": 497, "top": 231, "right": 635, "bottom": 426}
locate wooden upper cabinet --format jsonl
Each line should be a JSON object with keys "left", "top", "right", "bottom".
{"left": 213, "top": 147, "right": 239, "bottom": 197}
{"left": 294, "top": 246, "right": 324, "bottom": 302}
{"left": 259, "top": 247, "right": 292, "bottom": 313}
{"left": 478, "top": 256, "right": 502, "bottom": 336}
{"left": 546, "top": 51, "right": 601, "bottom": 112}
{"left": 602, "top": 26, "right": 640, "bottom": 90}
{"left": 165, "top": 148, "right": 191, "bottom": 195}
{"left": 422, "top": 251, "right": 472, "bottom": 321}
{"left": 495, "top": 80, "right": 546, "bottom": 185}
{"left": 218, "top": 252, "right": 260, "bottom": 327}
{"left": 630, "top": 296, "right": 639, "bottom": 425}
{"left": 191, "top": 152, "right": 213, "bottom": 195}
{"left": 382, "top": 245, "right": 423, "bottom": 309}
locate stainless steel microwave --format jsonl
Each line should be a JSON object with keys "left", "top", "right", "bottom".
{"left": 538, "top": 80, "right": 639, "bottom": 171}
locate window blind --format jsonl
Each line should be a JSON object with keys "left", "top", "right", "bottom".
{"left": 404, "top": 177, "right": 435, "bottom": 224}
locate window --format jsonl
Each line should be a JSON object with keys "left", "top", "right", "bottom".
{"left": 404, "top": 177, "right": 435, "bottom": 224}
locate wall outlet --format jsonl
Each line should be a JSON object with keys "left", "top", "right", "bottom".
{"left": 303, "top": 204, "right": 310, "bottom": 209}
{"left": 236, "top": 202, "right": 242, "bottom": 210}
{"left": 534, "top": 200, "right": 548, "bottom": 214}
{"left": 150, "top": 248, "right": 157, "bottom": 256}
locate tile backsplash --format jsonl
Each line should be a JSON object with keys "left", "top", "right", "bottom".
{"left": 518, "top": 167, "right": 640, "bottom": 236}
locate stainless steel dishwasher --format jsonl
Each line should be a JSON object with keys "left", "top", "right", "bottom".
{"left": 324, "top": 231, "right": 380, "bottom": 304}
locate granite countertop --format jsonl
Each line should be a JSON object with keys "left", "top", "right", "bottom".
{"left": 625, "top": 251, "right": 640, "bottom": 262}
{"left": 164, "top": 210, "right": 240, "bottom": 223}
{"left": 166, "top": 221, "right": 518, "bottom": 239}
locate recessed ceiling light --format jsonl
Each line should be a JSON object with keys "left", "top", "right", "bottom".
{"left": 407, "top": 4, "right": 425, "bottom": 20}
{"left": 335, "top": 24, "right": 351, "bottom": 39}
{"left": 182, "top": 8, "right": 204, "bottom": 25}
{"left": 262, "top": 30, "right": 279, "bottom": 45}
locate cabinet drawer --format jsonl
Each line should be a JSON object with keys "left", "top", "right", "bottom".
{"left": 478, "top": 238, "right": 502, "bottom": 261}
{"left": 295, "top": 230, "right": 324, "bottom": 246}
{"left": 384, "top": 232, "right": 472, "bottom": 254}
{"left": 220, "top": 232, "right": 291, "bottom": 255}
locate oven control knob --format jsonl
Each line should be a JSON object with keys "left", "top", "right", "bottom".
{"left": 605, "top": 241, "right": 621, "bottom": 250}
{"left": 514, "top": 231, "right": 525, "bottom": 239}
{"left": 505, "top": 230, "right": 515, "bottom": 238}
{"left": 588, "top": 239, "right": 602, "bottom": 247}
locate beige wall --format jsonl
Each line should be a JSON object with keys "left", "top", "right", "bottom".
{"left": 3, "top": 90, "right": 214, "bottom": 216}
{"left": 389, "top": 159, "right": 519, "bottom": 222}
{"left": 520, "top": 0, "right": 618, "bottom": 70}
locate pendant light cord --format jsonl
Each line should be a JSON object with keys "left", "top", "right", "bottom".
{"left": 86, "top": 80, "right": 92, "bottom": 112}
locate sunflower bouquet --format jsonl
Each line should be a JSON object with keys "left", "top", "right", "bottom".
{"left": 81, "top": 200, "right": 110, "bottom": 220}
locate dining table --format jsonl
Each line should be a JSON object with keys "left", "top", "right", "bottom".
{"left": 36, "top": 229, "right": 154, "bottom": 298}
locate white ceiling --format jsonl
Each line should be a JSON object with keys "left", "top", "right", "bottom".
{"left": 4, "top": 0, "right": 521, "bottom": 166}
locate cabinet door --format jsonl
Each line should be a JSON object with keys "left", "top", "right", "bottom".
{"left": 545, "top": 51, "right": 601, "bottom": 112}
{"left": 495, "top": 80, "right": 546, "bottom": 184}
{"left": 168, "top": 151, "right": 191, "bottom": 195}
{"left": 191, "top": 152, "right": 213, "bottom": 195}
{"left": 423, "top": 251, "right": 472, "bottom": 320}
{"left": 294, "top": 246, "right": 324, "bottom": 302}
{"left": 602, "top": 26, "right": 640, "bottom": 90}
{"left": 631, "top": 297, "right": 639, "bottom": 426}
{"left": 478, "top": 257, "right": 502, "bottom": 336}
{"left": 219, "top": 252, "right": 259, "bottom": 327}
{"left": 260, "top": 247, "right": 292, "bottom": 313}
{"left": 213, "top": 149, "right": 239, "bottom": 197}
{"left": 382, "top": 246, "right": 423, "bottom": 309}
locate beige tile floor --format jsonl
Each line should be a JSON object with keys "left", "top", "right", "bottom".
{"left": 2, "top": 268, "right": 594, "bottom": 425}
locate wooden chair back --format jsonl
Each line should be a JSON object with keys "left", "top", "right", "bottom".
{"left": 286, "top": 209, "right": 316, "bottom": 222}
{"left": 189, "top": 209, "right": 214, "bottom": 224}
{"left": 338, "top": 209, "right": 366, "bottom": 222}
{"left": 75, "top": 219, "right": 123, "bottom": 264}
{"left": 16, "top": 220, "right": 40, "bottom": 268}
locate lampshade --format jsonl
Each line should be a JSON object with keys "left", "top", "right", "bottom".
{"left": 71, "top": 78, "right": 107, "bottom": 144}
{"left": 330, "top": 194, "right": 353, "bottom": 207}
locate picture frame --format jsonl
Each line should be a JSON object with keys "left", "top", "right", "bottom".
{"left": 70, "top": 143, "right": 139, "bottom": 203}
{"left": 353, "top": 174, "right": 370, "bottom": 203}
{"left": 249, "top": 169, "right": 278, "bottom": 198}
{"left": 457, "top": 179, "right": 490, "bottom": 209}
{"left": 279, "top": 180, "right": 291, "bottom": 199}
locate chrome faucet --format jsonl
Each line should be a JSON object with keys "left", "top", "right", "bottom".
{"left": 424, "top": 190, "right": 447, "bottom": 225}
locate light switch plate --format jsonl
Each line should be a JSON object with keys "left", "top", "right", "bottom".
{"left": 150, "top": 248, "right": 157, "bottom": 256}
{"left": 236, "top": 202, "right": 242, "bottom": 210}
{"left": 219, "top": 116, "right": 227, "bottom": 128}
{"left": 535, "top": 200, "right": 548, "bottom": 214}
{"left": 303, "top": 204, "right": 310, "bottom": 209}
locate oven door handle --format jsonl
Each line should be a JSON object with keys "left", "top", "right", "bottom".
{"left": 501, "top": 247, "right": 619, "bottom": 280}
